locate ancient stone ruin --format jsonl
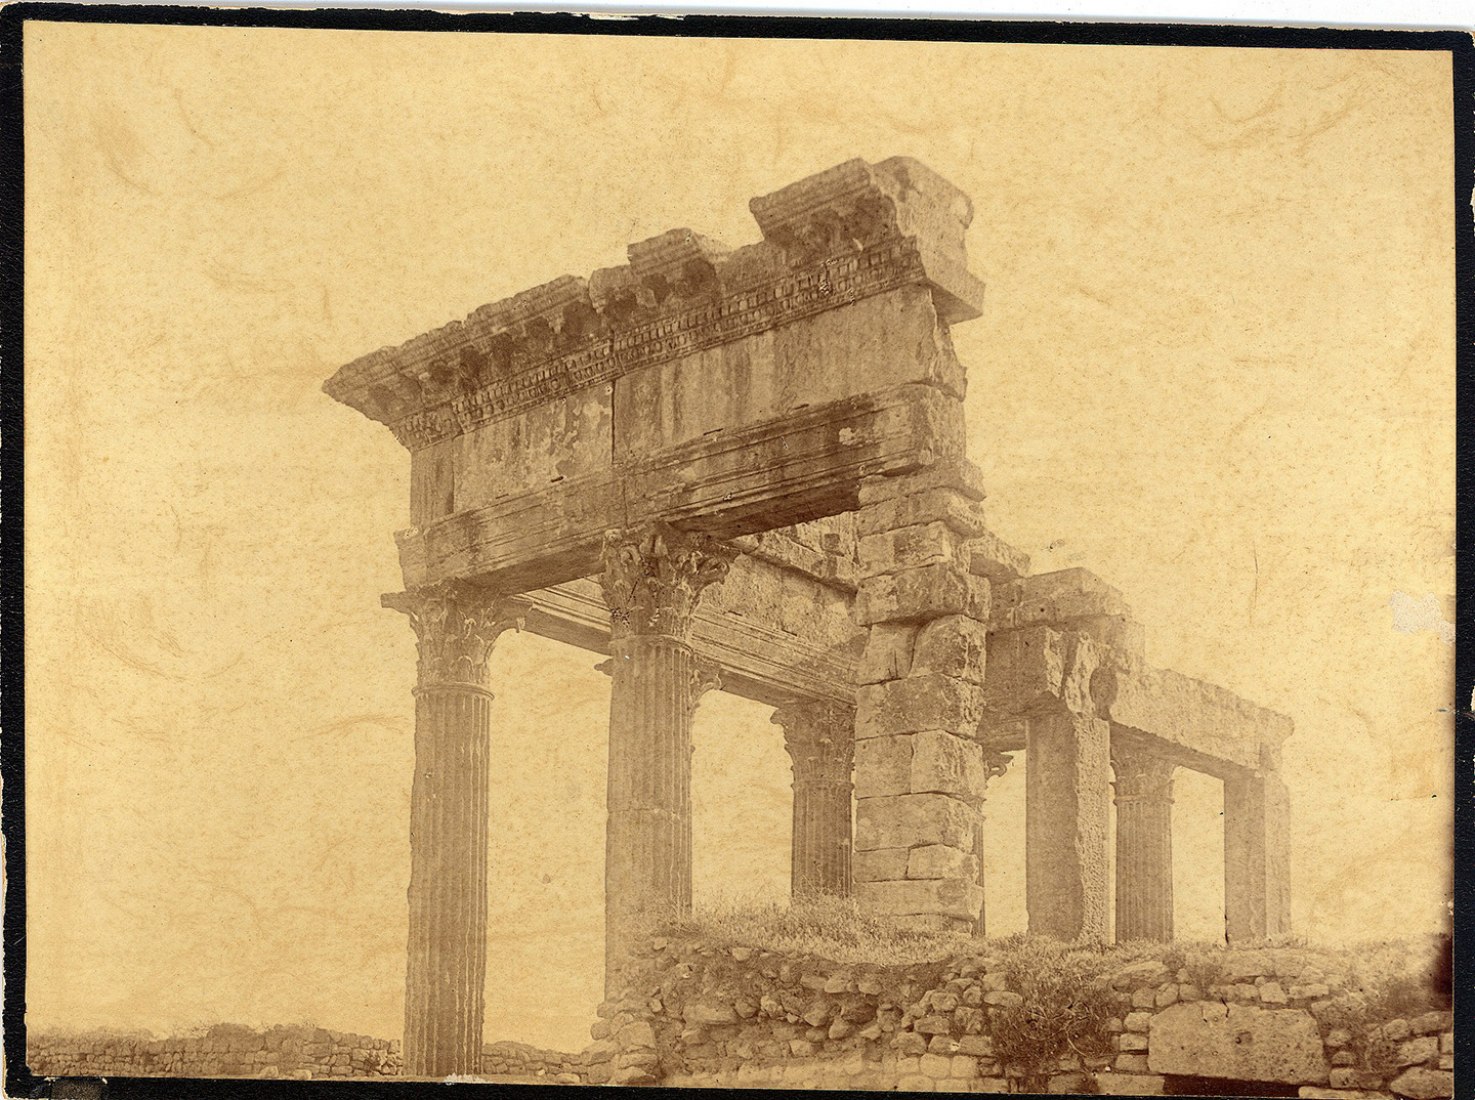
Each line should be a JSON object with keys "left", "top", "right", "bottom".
{"left": 324, "top": 156, "right": 1294, "bottom": 1079}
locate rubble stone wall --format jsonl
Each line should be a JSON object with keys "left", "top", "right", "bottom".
{"left": 593, "top": 936, "right": 1453, "bottom": 1097}
{"left": 28, "top": 1026, "right": 401, "bottom": 1080}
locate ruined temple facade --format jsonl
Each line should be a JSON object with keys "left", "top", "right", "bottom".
{"left": 324, "top": 157, "right": 1293, "bottom": 1078}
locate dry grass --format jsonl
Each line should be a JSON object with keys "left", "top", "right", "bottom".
{"left": 661, "top": 890, "right": 970, "bottom": 964}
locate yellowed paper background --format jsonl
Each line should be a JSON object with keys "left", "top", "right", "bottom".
{"left": 23, "top": 23, "right": 1454, "bottom": 1051}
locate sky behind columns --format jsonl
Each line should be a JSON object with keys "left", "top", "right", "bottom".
{"left": 22, "top": 25, "right": 1454, "bottom": 1051}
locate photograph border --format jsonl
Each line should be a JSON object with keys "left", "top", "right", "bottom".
{"left": 0, "top": 7, "right": 1467, "bottom": 1097}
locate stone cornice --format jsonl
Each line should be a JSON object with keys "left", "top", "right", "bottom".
{"left": 323, "top": 157, "right": 983, "bottom": 451}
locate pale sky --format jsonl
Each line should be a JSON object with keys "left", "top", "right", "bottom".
{"left": 23, "top": 24, "right": 1454, "bottom": 1052}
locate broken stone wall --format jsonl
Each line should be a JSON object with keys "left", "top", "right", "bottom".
{"left": 27, "top": 1025, "right": 401, "bottom": 1080}
{"left": 590, "top": 935, "right": 1453, "bottom": 1097}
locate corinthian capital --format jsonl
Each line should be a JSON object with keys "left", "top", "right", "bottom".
{"left": 772, "top": 700, "right": 855, "bottom": 788}
{"left": 599, "top": 523, "right": 737, "bottom": 642}
{"left": 1110, "top": 745, "right": 1177, "bottom": 805}
{"left": 383, "top": 581, "right": 527, "bottom": 690}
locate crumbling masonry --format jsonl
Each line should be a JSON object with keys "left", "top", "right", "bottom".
{"left": 324, "top": 157, "right": 1293, "bottom": 1078}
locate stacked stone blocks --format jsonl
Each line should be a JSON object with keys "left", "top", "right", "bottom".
{"left": 852, "top": 461, "right": 992, "bottom": 931}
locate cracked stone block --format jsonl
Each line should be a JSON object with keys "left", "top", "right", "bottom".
{"left": 855, "top": 793, "right": 976, "bottom": 851}
{"left": 909, "top": 729, "right": 987, "bottom": 798}
{"left": 856, "top": 562, "right": 972, "bottom": 624}
{"left": 858, "top": 521, "right": 972, "bottom": 578}
{"left": 856, "top": 674, "right": 985, "bottom": 738}
{"left": 857, "top": 623, "right": 917, "bottom": 684}
{"left": 911, "top": 614, "right": 990, "bottom": 684}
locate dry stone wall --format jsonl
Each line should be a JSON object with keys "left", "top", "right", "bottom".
{"left": 28, "top": 1026, "right": 401, "bottom": 1080}
{"left": 590, "top": 935, "right": 1453, "bottom": 1097}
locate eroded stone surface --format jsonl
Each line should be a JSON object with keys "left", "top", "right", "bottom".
{"left": 1147, "top": 1003, "right": 1328, "bottom": 1085}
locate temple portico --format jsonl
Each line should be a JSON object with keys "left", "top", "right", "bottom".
{"left": 325, "top": 156, "right": 1295, "bottom": 1075}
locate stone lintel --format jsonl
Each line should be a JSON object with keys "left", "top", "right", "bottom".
{"left": 1096, "top": 663, "right": 1292, "bottom": 776}
{"left": 394, "top": 384, "right": 954, "bottom": 595}
{"left": 982, "top": 618, "right": 1289, "bottom": 776}
{"left": 324, "top": 157, "right": 982, "bottom": 447}
{"left": 520, "top": 569, "right": 861, "bottom": 708}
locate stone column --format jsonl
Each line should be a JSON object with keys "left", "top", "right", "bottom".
{"left": 972, "top": 748, "right": 1012, "bottom": 937}
{"left": 383, "top": 581, "right": 527, "bottom": 1079}
{"left": 599, "top": 523, "right": 734, "bottom": 993}
{"left": 772, "top": 700, "right": 856, "bottom": 898}
{"left": 1026, "top": 709, "right": 1111, "bottom": 942}
{"left": 1224, "top": 762, "right": 1292, "bottom": 944}
{"left": 851, "top": 462, "right": 991, "bottom": 932}
{"left": 1111, "top": 744, "right": 1176, "bottom": 943}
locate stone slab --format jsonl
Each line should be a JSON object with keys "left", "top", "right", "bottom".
{"left": 1147, "top": 1003, "right": 1329, "bottom": 1085}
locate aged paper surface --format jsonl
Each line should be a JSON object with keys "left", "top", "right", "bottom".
{"left": 20, "top": 19, "right": 1454, "bottom": 1088}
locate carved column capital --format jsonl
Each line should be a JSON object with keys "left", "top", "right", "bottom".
{"left": 599, "top": 522, "right": 737, "bottom": 642}
{"left": 382, "top": 581, "right": 527, "bottom": 693}
{"left": 1111, "top": 746, "right": 1177, "bottom": 806}
{"left": 689, "top": 657, "right": 723, "bottom": 710}
{"left": 772, "top": 700, "right": 855, "bottom": 788}
{"left": 983, "top": 747, "right": 1014, "bottom": 784}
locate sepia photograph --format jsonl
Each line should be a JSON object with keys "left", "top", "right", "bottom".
{"left": 6, "top": 10, "right": 1465, "bottom": 1097}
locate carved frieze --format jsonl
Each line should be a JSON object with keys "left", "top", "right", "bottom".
{"left": 323, "top": 158, "right": 984, "bottom": 451}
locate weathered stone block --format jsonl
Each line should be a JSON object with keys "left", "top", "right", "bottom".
{"left": 856, "top": 563, "right": 972, "bottom": 625}
{"left": 854, "top": 877, "right": 982, "bottom": 921}
{"left": 906, "top": 844, "right": 976, "bottom": 880}
{"left": 684, "top": 1002, "right": 737, "bottom": 1026}
{"left": 1389, "top": 1068, "right": 1454, "bottom": 1100}
{"left": 855, "top": 735, "right": 913, "bottom": 798}
{"left": 858, "top": 522, "right": 971, "bottom": 579}
{"left": 857, "top": 623, "right": 917, "bottom": 684}
{"left": 911, "top": 614, "right": 990, "bottom": 685}
{"left": 856, "top": 675, "right": 985, "bottom": 739}
{"left": 910, "top": 729, "right": 987, "bottom": 798}
{"left": 1147, "top": 1003, "right": 1328, "bottom": 1084}
{"left": 857, "top": 487, "right": 988, "bottom": 540}
{"left": 853, "top": 847, "right": 910, "bottom": 882}
{"left": 855, "top": 793, "right": 976, "bottom": 851}
{"left": 1118, "top": 1034, "right": 1148, "bottom": 1053}
{"left": 1000, "top": 568, "right": 1131, "bottom": 626}
{"left": 858, "top": 461, "right": 985, "bottom": 506}
{"left": 1397, "top": 1038, "right": 1439, "bottom": 1067}
{"left": 1115, "top": 1054, "right": 1150, "bottom": 1073}
{"left": 920, "top": 1053, "right": 953, "bottom": 1077}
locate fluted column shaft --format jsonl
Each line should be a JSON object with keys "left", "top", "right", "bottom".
{"left": 773, "top": 701, "right": 855, "bottom": 898}
{"left": 1112, "top": 748, "right": 1176, "bottom": 943}
{"left": 600, "top": 524, "right": 733, "bottom": 994}
{"left": 384, "top": 583, "right": 525, "bottom": 1079}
